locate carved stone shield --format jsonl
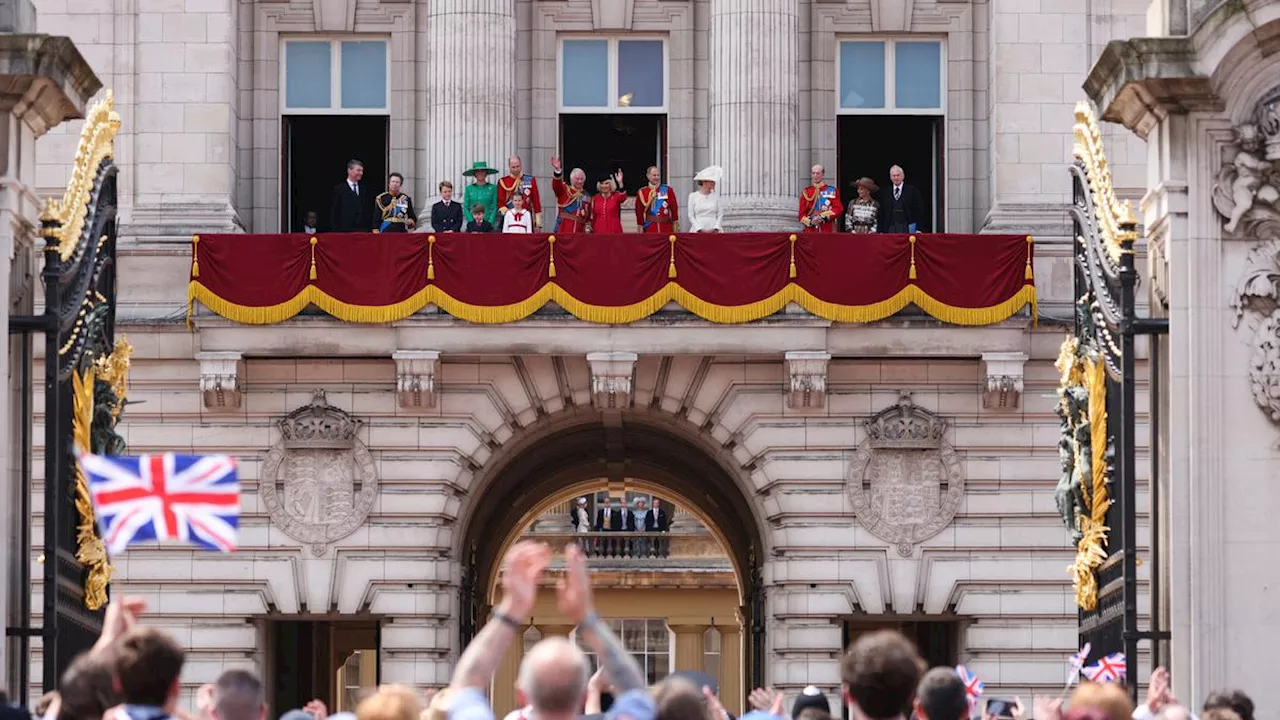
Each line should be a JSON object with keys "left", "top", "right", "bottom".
{"left": 262, "top": 390, "right": 378, "bottom": 555}
{"left": 847, "top": 394, "right": 965, "bottom": 556}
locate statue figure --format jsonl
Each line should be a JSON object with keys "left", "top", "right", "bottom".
{"left": 1214, "top": 124, "right": 1280, "bottom": 234}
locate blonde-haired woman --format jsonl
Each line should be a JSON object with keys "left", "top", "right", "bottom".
{"left": 687, "top": 166, "right": 724, "bottom": 232}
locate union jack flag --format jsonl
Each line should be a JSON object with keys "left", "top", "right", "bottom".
{"left": 1081, "top": 653, "right": 1126, "bottom": 684}
{"left": 1068, "top": 643, "right": 1092, "bottom": 684}
{"left": 955, "top": 665, "right": 984, "bottom": 704}
{"left": 79, "top": 452, "right": 240, "bottom": 554}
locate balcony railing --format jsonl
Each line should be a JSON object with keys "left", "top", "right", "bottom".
{"left": 186, "top": 232, "right": 1037, "bottom": 326}
{"left": 521, "top": 531, "right": 730, "bottom": 567}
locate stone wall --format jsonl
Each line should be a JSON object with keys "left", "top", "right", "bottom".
{"left": 26, "top": 333, "right": 1152, "bottom": 704}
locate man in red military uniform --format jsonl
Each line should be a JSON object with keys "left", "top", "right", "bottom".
{"left": 589, "top": 170, "right": 626, "bottom": 234}
{"left": 549, "top": 156, "right": 590, "bottom": 233}
{"left": 497, "top": 155, "right": 543, "bottom": 231}
{"left": 635, "top": 165, "right": 678, "bottom": 234}
{"left": 799, "top": 163, "right": 843, "bottom": 233}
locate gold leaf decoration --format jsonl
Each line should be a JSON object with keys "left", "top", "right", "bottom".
{"left": 71, "top": 367, "right": 112, "bottom": 610}
{"left": 45, "top": 90, "right": 120, "bottom": 262}
{"left": 1072, "top": 101, "right": 1135, "bottom": 264}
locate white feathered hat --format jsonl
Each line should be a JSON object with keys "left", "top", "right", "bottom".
{"left": 694, "top": 165, "right": 723, "bottom": 186}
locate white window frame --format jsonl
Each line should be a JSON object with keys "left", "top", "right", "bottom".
{"left": 557, "top": 35, "right": 669, "bottom": 114}
{"left": 280, "top": 36, "right": 391, "bottom": 115}
{"left": 835, "top": 36, "right": 947, "bottom": 116}
{"left": 572, "top": 619, "right": 675, "bottom": 681}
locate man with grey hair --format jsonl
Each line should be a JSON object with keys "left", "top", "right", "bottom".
{"left": 550, "top": 156, "right": 590, "bottom": 233}
{"left": 446, "top": 541, "right": 654, "bottom": 720}
{"left": 878, "top": 164, "right": 924, "bottom": 233}
{"left": 204, "top": 670, "right": 266, "bottom": 720}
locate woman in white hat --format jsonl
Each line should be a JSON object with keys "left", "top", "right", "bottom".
{"left": 687, "top": 165, "right": 724, "bottom": 232}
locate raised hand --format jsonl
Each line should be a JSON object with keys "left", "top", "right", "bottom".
{"left": 556, "top": 542, "right": 595, "bottom": 623}
{"left": 749, "top": 687, "right": 782, "bottom": 712}
{"left": 551, "top": 156, "right": 563, "bottom": 173}
{"left": 1011, "top": 697, "right": 1025, "bottom": 720}
{"left": 614, "top": 169, "right": 624, "bottom": 187}
{"left": 303, "top": 700, "right": 328, "bottom": 720}
{"left": 501, "top": 541, "right": 553, "bottom": 621}
{"left": 1146, "top": 667, "right": 1172, "bottom": 713}
{"left": 703, "top": 687, "right": 730, "bottom": 720}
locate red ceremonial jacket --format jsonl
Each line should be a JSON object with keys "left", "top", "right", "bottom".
{"left": 799, "top": 183, "right": 843, "bottom": 233}
{"left": 551, "top": 176, "right": 590, "bottom": 234}
{"left": 635, "top": 184, "right": 679, "bottom": 233}
{"left": 498, "top": 173, "right": 542, "bottom": 216}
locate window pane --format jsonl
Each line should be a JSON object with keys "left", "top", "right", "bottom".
{"left": 285, "top": 41, "right": 331, "bottom": 109}
{"left": 563, "top": 40, "right": 609, "bottom": 107}
{"left": 895, "top": 41, "right": 942, "bottom": 109}
{"left": 341, "top": 41, "right": 387, "bottom": 109}
{"left": 617, "top": 40, "right": 664, "bottom": 108}
{"left": 839, "top": 41, "right": 885, "bottom": 109}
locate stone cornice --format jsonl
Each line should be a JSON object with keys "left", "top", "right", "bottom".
{"left": 0, "top": 34, "right": 101, "bottom": 134}
{"left": 1083, "top": 37, "right": 1222, "bottom": 139}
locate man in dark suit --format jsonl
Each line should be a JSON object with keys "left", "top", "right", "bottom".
{"left": 330, "top": 159, "right": 372, "bottom": 232}
{"left": 644, "top": 498, "right": 671, "bottom": 557}
{"left": 878, "top": 164, "right": 927, "bottom": 233}
{"left": 594, "top": 496, "right": 627, "bottom": 556}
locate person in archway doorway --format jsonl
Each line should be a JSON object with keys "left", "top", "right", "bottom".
{"left": 799, "top": 164, "right": 842, "bottom": 233}
{"left": 635, "top": 166, "right": 678, "bottom": 234}
{"left": 877, "top": 165, "right": 925, "bottom": 234}
{"left": 302, "top": 210, "right": 318, "bottom": 235}
{"left": 594, "top": 495, "right": 624, "bottom": 556}
{"left": 330, "top": 159, "right": 372, "bottom": 233}
{"left": 498, "top": 156, "right": 543, "bottom": 231}
{"left": 644, "top": 498, "right": 670, "bottom": 558}
{"left": 588, "top": 170, "right": 627, "bottom": 234}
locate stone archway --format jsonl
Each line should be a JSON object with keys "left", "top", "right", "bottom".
{"left": 454, "top": 407, "right": 770, "bottom": 708}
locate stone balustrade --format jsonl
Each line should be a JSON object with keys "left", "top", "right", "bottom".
{"left": 521, "top": 531, "right": 728, "bottom": 565}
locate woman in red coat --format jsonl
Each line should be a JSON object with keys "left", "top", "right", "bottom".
{"left": 588, "top": 170, "right": 627, "bottom": 233}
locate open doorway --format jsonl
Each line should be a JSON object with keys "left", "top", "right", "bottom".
{"left": 267, "top": 619, "right": 380, "bottom": 713}
{"left": 837, "top": 115, "right": 943, "bottom": 232}
{"left": 560, "top": 114, "right": 666, "bottom": 189}
{"left": 282, "top": 115, "right": 389, "bottom": 233}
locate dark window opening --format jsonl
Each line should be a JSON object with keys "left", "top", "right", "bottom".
{"left": 559, "top": 114, "right": 667, "bottom": 192}
{"left": 282, "top": 115, "right": 390, "bottom": 233}
{"left": 837, "top": 115, "right": 944, "bottom": 232}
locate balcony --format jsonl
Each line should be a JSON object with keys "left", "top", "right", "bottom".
{"left": 182, "top": 230, "right": 1042, "bottom": 358}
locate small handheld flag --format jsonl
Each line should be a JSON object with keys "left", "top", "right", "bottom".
{"left": 955, "top": 665, "right": 984, "bottom": 710}
{"left": 1067, "top": 643, "right": 1092, "bottom": 685}
{"left": 1081, "top": 653, "right": 1126, "bottom": 683}
{"left": 79, "top": 452, "right": 240, "bottom": 554}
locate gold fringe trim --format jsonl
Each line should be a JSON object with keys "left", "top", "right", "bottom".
{"left": 189, "top": 280, "right": 1037, "bottom": 326}
{"left": 788, "top": 234, "right": 797, "bottom": 279}
{"left": 191, "top": 235, "right": 200, "bottom": 278}
{"left": 668, "top": 235, "right": 677, "bottom": 279}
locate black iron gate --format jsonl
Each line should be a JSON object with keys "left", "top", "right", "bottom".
{"left": 1064, "top": 105, "right": 1168, "bottom": 701}
{"left": 5, "top": 94, "right": 126, "bottom": 701}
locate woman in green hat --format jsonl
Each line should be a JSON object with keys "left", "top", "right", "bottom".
{"left": 462, "top": 161, "right": 499, "bottom": 230}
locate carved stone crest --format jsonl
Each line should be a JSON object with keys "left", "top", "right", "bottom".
{"left": 261, "top": 390, "right": 378, "bottom": 555}
{"left": 1227, "top": 87, "right": 1280, "bottom": 427}
{"left": 847, "top": 393, "right": 965, "bottom": 557}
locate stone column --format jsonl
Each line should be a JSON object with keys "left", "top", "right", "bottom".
{"left": 716, "top": 618, "right": 744, "bottom": 716}
{"left": 670, "top": 619, "right": 710, "bottom": 673}
{"left": 422, "top": 0, "right": 516, "bottom": 220}
{"left": 708, "top": 0, "right": 799, "bottom": 231}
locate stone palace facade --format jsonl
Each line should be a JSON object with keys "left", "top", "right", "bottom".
{"left": 6, "top": 0, "right": 1171, "bottom": 713}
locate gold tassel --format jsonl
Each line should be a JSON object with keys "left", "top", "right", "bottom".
{"left": 668, "top": 235, "right": 677, "bottom": 279}
{"left": 548, "top": 235, "right": 557, "bottom": 278}
{"left": 788, "top": 234, "right": 797, "bottom": 279}
{"left": 427, "top": 235, "right": 436, "bottom": 281}
{"left": 191, "top": 235, "right": 200, "bottom": 278}
{"left": 309, "top": 236, "right": 318, "bottom": 281}
{"left": 1025, "top": 235, "right": 1035, "bottom": 280}
{"left": 908, "top": 235, "right": 918, "bottom": 280}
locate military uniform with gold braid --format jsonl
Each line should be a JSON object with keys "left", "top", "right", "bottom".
{"left": 375, "top": 191, "right": 417, "bottom": 233}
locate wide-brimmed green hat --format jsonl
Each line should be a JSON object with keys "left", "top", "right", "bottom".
{"left": 462, "top": 161, "right": 497, "bottom": 177}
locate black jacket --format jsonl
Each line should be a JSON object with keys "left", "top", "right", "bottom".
{"left": 594, "top": 507, "right": 633, "bottom": 531}
{"left": 331, "top": 180, "right": 373, "bottom": 232}
{"left": 643, "top": 508, "right": 669, "bottom": 532}
{"left": 877, "top": 184, "right": 926, "bottom": 233}
{"left": 432, "top": 200, "right": 465, "bottom": 233}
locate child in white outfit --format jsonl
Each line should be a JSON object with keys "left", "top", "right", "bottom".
{"left": 502, "top": 193, "right": 534, "bottom": 233}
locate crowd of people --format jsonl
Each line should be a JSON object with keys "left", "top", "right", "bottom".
{"left": 569, "top": 495, "right": 672, "bottom": 558}
{"left": 315, "top": 158, "right": 928, "bottom": 236}
{"left": 1, "top": 540, "right": 1258, "bottom": 720}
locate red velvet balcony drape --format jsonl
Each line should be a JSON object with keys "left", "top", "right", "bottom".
{"left": 187, "top": 232, "right": 1036, "bottom": 325}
